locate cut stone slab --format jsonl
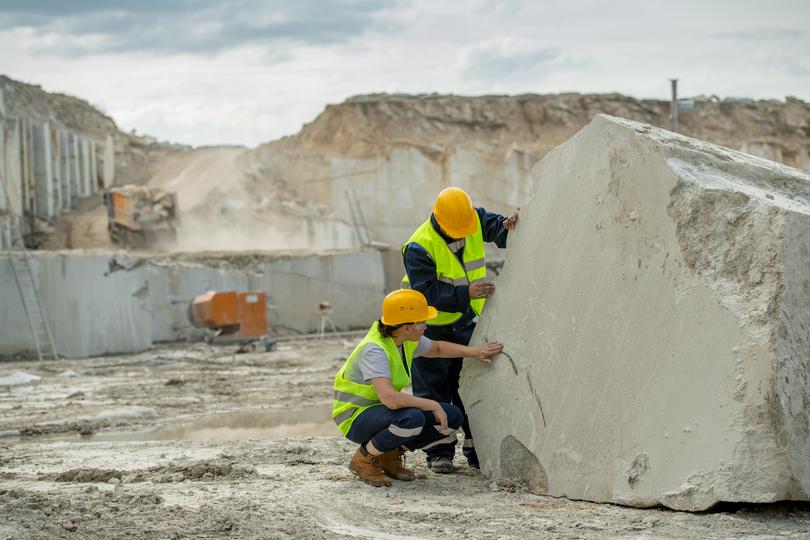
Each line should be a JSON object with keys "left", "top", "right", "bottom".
{"left": 461, "top": 114, "right": 810, "bottom": 511}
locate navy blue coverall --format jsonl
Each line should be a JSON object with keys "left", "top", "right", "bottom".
{"left": 403, "top": 208, "right": 508, "bottom": 467}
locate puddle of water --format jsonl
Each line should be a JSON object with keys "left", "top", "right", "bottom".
{"left": 41, "top": 405, "right": 339, "bottom": 442}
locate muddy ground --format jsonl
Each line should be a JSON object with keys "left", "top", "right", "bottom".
{"left": 1, "top": 338, "right": 809, "bottom": 539}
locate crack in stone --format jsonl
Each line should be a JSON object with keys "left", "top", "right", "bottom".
{"left": 526, "top": 373, "right": 547, "bottom": 428}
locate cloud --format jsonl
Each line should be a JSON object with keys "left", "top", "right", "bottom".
{"left": 457, "top": 38, "right": 572, "bottom": 84}
{"left": 0, "top": 0, "right": 395, "bottom": 56}
{"left": 710, "top": 27, "right": 809, "bottom": 41}
{"left": 756, "top": 54, "right": 810, "bottom": 78}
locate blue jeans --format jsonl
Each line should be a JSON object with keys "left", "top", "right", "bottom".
{"left": 346, "top": 403, "right": 463, "bottom": 453}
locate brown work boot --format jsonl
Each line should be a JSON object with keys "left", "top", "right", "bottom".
{"left": 379, "top": 448, "right": 416, "bottom": 481}
{"left": 349, "top": 448, "right": 391, "bottom": 487}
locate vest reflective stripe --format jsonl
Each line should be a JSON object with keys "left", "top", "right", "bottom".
{"left": 402, "top": 215, "right": 487, "bottom": 326}
{"left": 332, "top": 322, "right": 418, "bottom": 436}
{"left": 464, "top": 258, "right": 486, "bottom": 271}
{"left": 438, "top": 276, "right": 468, "bottom": 286}
{"left": 333, "top": 408, "right": 355, "bottom": 425}
{"left": 333, "top": 390, "right": 380, "bottom": 408}
{"left": 447, "top": 239, "right": 465, "bottom": 251}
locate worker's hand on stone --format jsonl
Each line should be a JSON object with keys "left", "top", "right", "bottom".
{"left": 474, "top": 341, "right": 503, "bottom": 363}
{"left": 503, "top": 208, "right": 519, "bottom": 230}
{"left": 469, "top": 281, "right": 495, "bottom": 299}
{"left": 432, "top": 402, "right": 448, "bottom": 432}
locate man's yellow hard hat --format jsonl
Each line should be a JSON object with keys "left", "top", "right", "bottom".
{"left": 433, "top": 187, "right": 477, "bottom": 239}
{"left": 381, "top": 289, "right": 438, "bottom": 326}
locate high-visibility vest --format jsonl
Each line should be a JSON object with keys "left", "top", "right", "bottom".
{"left": 401, "top": 215, "right": 486, "bottom": 326}
{"left": 332, "top": 321, "right": 419, "bottom": 436}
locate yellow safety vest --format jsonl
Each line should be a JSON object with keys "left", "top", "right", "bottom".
{"left": 332, "top": 322, "right": 419, "bottom": 436}
{"left": 401, "top": 214, "right": 487, "bottom": 326}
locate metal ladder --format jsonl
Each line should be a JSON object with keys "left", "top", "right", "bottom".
{"left": 345, "top": 188, "right": 373, "bottom": 247}
{"left": 1, "top": 174, "right": 59, "bottom": 361}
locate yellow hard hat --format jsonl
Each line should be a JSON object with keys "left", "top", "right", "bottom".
{"left": 433, "top": 187, "right": 477, "bottom": 239}
{"left": 381, "top": 289, "right": 438, "bottom": 326}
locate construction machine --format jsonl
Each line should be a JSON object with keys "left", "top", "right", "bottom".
{"left": 187, "top": 290, "right": 276, "bottom": 351}
{"left": 104, "top": 185, "right": 178, "bottom": 248}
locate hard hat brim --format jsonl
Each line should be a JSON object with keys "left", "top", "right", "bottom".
{"left": 437, "top": 215, "right": 477, "bottom": 239}
{"left": 425, "top": 306, "right": 438, "bottom": 320}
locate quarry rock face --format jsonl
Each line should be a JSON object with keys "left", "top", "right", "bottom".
{"left": 461, "top": 114, "right": 810, "bottom": 511}
{"left": 251, "top": 94, "right": 810, "bottom": 247}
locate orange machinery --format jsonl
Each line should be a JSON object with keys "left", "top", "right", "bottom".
{"left": 188, "top": 291, "right": 268, "bottom": 342}
{"left": 104, "top": 185, "right": 178, "bottom": 248}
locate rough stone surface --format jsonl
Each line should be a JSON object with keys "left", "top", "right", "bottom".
{"left": 461, "top": 114, "right": 810, "bottom": 511}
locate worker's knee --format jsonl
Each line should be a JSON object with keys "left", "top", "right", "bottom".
{"left": 386, "top": 408, "right": 426, "bottom": 441}
{"left": 397, "top": 408, "right": 426, "bottom": 430}
{"left": 443, "top": 403, "right": 463, "bottom": 430}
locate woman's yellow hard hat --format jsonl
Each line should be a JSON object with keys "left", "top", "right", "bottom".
{"left": 433, "top": 187, "right": 477, "bottom": 239}
{"left": 381, "top": 289, "right": 438, "bottom": 326}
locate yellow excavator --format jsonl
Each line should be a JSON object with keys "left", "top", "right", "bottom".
{"left": 104, "top": 185, "right": 178, "bottom": 248}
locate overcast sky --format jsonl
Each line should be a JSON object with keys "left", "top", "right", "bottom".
{"left": 1, "top": 0, "right": 808, "bottom": 147}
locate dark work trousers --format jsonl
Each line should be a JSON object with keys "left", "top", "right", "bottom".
{"left": 412, "top": 322, "right": 478, "bottom": 466}
{"left": 346, "top": 403, "right": 463, "bottom": 453}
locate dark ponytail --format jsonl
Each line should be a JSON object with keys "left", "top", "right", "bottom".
{"left": 376, "top": 319, "right": 403, "bottom": 338}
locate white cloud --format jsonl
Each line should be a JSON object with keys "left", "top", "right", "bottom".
{"left": 1, "top": 0, "right": 808, "bottom": 147}
{"left": 458, "top": 39, "right": 563, "bottom": 84}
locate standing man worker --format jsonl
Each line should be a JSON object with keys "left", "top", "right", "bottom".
{"left": 402, "top": 186, "right": 518, "bottom": 473}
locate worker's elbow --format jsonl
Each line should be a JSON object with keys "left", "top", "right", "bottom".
{"left": 379, "top": 392, "right": 401, "bottom": 410}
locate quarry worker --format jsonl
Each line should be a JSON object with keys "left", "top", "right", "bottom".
{"left": 402, "top": 186, "right": 518, "bottom": 473}
{"left": 332, "top": 289, "right": 502, "bottom": 487}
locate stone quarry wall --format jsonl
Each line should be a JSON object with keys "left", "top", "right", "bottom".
{"left": 247, "top": 94, "right": 810, "bottom": 248}
{"left": 460, "top": 115, "right": 810, "bottom": 511}
{"left": 1, "top": 85, "right": 115, "bottom": 248}
{"left": 0, "top": 252, "right": 151, "bottom": 358}
{"left": 0, "top": 250, "right": 386, "bottom": 358}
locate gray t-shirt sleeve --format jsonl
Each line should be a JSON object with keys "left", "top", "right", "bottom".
{"left": 414, "top": 336, "right": 433, "bottom": 357}
{"left": 357, "top": 344, "right": 392, "bottom": 382}
{"left": 352, "top": 338, "right": 433, "bottom": 383}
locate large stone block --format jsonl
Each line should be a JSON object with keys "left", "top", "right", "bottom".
{"left": 461, "top": 115, "right": 810, "bottom": 511}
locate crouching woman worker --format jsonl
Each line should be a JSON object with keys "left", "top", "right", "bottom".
{"left": 332, "top": 289, "right": 502, "bottom": 487}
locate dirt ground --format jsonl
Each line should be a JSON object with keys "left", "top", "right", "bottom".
{"left": 1, "top": 338, "right": 809, "bottom": 539}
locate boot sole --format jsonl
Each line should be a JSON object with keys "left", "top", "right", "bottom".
{"left": 383, "top": 469, "right": 416, "bottom": 481}
{"left": 348, "top": 463, "right": 391, "bottom": 487}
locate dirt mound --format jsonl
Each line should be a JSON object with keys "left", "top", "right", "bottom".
{"left": 54, "top": 468, "right": 124, "bottom": 483}
{"left": 144, "top": 459, "right": 257, "bottom": 482}
{"left": 1, "top": 75, "right": 117, "bottom": 136}
{"left": 48, "top": 459, "right": 256, "bottom": 484}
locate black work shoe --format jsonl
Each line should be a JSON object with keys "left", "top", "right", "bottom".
{"left": 428, "top": 456, "right": 454, "bottom": 474}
